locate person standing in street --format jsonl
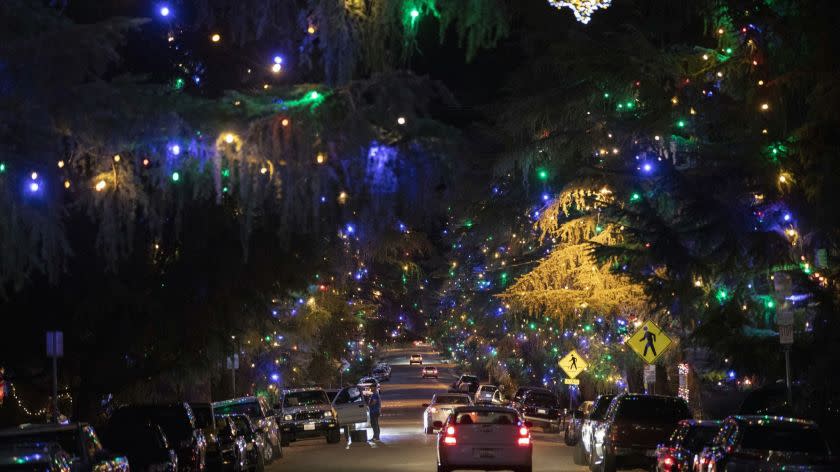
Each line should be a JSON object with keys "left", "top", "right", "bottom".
{"left": 369, "top": 383, "right": 382, "bottom": 442}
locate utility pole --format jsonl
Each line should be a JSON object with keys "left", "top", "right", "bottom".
{"left": 227, "top": 353, "right": 239, "bottom": 397}
{"left": 46, "top": 331, "right": 63, "bottom": 423}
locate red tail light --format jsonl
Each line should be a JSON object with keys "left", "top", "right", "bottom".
{"left": 517, "top": 425, "right": 530, "bottom": 446}
{"left": 443, "top": 426, "right": 457, "bottom": 446}
{"left": 661, "top": 456, "right": 676, "bottom": 471}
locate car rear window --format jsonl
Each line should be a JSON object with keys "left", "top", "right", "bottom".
{"left": 615, "top": 397, "right": 690, "bottom": 422}
{"left": 214, "top": 402, "right": 263, "bottom": 419}
{"left": 591, "top": 396, "right": 615, "bottom": 420}
{"left": 434, "top": 396, "right": 470, "bottom": 405}
{"left": 740, "top": 424, "right": 828, "bottom": 454}
{"left": 283, "top": 391, "right": 329, "bottom": 407}
{"left": 684, "top": 425, "right": 720, "bottom": 451}
{"left": 525, "top": 393, "right": 557, "bottom": 407}
{"left": 0, "top": 432, "right": 77, "bottom": 457}
{"left": 455, "top": 411, "right": 518, "bottom": 425}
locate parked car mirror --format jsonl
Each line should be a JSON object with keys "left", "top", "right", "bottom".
{"left": 432, "top": 421, "right": 443, "bottom": 429}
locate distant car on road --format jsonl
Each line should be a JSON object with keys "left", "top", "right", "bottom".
{"left": 0, "top": 442, "right": 72, "bottom": 472}
{"left": 589, "top": 394, "right": 691, "bottom": 472}
{"left": 422, "top": 394, "right": 473, "bottom": 434}
{"left": 696, "top": 416, "right": 836, "bottom": 472}
{"left": 474, "top": 385, "right": 502, "bottom": 405}
{"left": 409, "top": 354, "right": 423, "bottom": 365}
{"left": 276, "top": 388, "right": 340, "bottom": 445}
{"left": 212, "top": 397, "right": 281, "bottom": 461}
{"left": 422, "top": 367, "right": 439, "bottom": 379}
{"left": 0, "top": 423, "right": 129, "bottom": 472}
{"left": 435, "top": 405, "right": 532, "bottom": 472}
{"left": 450, "top": 375, "right": 479, "bottom": 395}
{"left": 654, "top": 419, "right": 720, "bottom": 472}
{"left": 576, "top": 394, "right": 615, "bottom": 465}
{"left": 371, "top": 365, "right": 391, "bottom": 382}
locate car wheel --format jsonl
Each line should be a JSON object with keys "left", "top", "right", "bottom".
{"left": 326, "top": 430, "right": 341, "bottom": 444}
{"left": 573, "top": 441, "right": 588, "bottom": 465}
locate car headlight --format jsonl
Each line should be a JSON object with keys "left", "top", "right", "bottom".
{"left": 283, "top": 414, "right": 292, "bottom": 421}
{"left": 324, "top": 411, "right": 333, "bottom": 418}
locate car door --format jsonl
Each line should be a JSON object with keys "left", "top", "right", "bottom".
{"left": 332, "top": 387, "right": 368, "bottom": 425}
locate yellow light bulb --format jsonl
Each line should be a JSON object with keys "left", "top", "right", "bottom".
{"left": 95, "top": 180, "right": 107, "bottom": 192}
{"left": 307, "top": 25, "right": 316, "bottom": 34}
{"left": 757, "top": 80, "right": 764, "bottom": 86}
{"left": 211, "top": 33, "right": 221, "bottom": 42}
{"left": 224, "top": 133, "right": 235, "bottom": 144}
{"left": 760, "top": 103, "right": 769, "bottom": 111}
{"left": 113, "top": 154, "right": 121, "bottom": 162}
{"left": 281, "top": 118, "right": 290, "bottom": 127}
{"left": 316, "top": 153, "right": 326, "bottom": 164}
{"left": 778, "top": 175, "right": 787, "bottom": 183}
{"left": 271, "top": 63, "right": 282, "bottom": 73}
{"left": 64, "top": 180, "right": 71, "bottom": 189}
{"left": 57, "top": 160, "right": 65, "bottom": 168}
{"left": 717, "top": 28, "right": 725, "bottom": 35}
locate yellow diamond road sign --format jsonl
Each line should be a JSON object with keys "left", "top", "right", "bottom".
{"left": 627, "top": 320, "right": 672, "bottom": 364}
{"left": 558, "top": 349, "right": 588, "bottom": 379}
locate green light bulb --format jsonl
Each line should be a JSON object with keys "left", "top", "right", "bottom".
{"left": 410, "top": 8, "right": 419, "bottom": 18}
{"left": 171, "top": 171, "right": 180, "bottom": 182}
{"left": 630, "top": 192, "right": 641, "bottom": 202}
{"left": 603, "top": 92, "right": 610, "bottom": 98}
{"left": 537, "top": 168, "right": 548, "bottom": 181}
{"left": 676, "top": 120, "right": 686, "bottom": 128}
{"left": 309, "top": 91, "right": 320, "bottom": 100}
{"left": 0, "top": 162, "right": 5, "bottom": 173}
{"left": 725, "top": 47, "right": 733, "bottom": 54}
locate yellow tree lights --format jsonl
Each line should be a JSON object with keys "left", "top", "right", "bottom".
{"left": 547, "top": 0, "right": 612, "bottom": 24}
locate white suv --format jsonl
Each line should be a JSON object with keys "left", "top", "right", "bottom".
{"left": 409, "top": 354, "right": 423, "bottom": 365}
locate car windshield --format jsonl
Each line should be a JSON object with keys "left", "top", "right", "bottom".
{"left": 283, "top": 391, "right": 329, "bottom": 407}
{"left": 615, "top": 397, "right": 690, "bottom": 422}
{"left": 460, "top": 376, "right": 478, "bottom": 384}
{"left": 434, "top": 396, "right": 470, "bottom": 405}
{"left": 525, "top": 393, "right": 556, "bottom": 407}
{"left": 684, "top": 425, "right": 720, "bottom": 451}
{"left": 0, "top": 432, "right": 77, "bottom": 457}
{"left": 191, "top": 405, "right": 213, "bottom": 429}
{"left": 591, "top": 396, "right": 615, "bottom": 420}
{"left": 455, "top": 411, "right": 517, "bottom": 425}
{"left": 740, "top": 424, "right": 828, "bottom": 454}
{"left": 214, "top": 402, "right": 262, "bottom": 420}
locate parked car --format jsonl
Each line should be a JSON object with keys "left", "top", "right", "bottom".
{"left": 474, "top": 385, "right": 501, "bottom": 405}
{"left": 696, "top": 416, "right": 836, "bottom": 472}
{"left": 276, "top": 388, "right": 340, "bottom": 445}
{"left": 109, "top": 403, "right": 206, "bottom": 472}
{"left": 101, "top": 420, "right": 178, "bottom": 472}
{"left": 654, "top": 419, "right": 720, "bottom": 472}
{"left": 577, "top": 394, "right": 616, "bottom": 465}
{"left": 357, "top": 378, "right": 379, "bottom": 397}
{"left": 564, "top": 400, "right": 593, "bottom": 446}
{"left": 423, "top": 393, "right": 473, "bottom": 434}
{"left": 0, "top": 423, "right": 129, "bottom": 472}
{"left": 409, "top": 354, "right": 423, "bottom": 365}
{"left": 0, "top": 442, "right": 72, "bottom": 472}
{"left": 188, "top": 403, "right": 222, "bottom": 472}
{"left": 422, "top": 367, "right": 439, "bottom": 379}
{"left": 371, "top": 366, "right": 391, "bottom": 382}
{"left": 330, "top": 385, "right": 370, "bottom": 431}
{"left": 212, "top": 397, "right": 281, "bottom": 461}
{"left": 450, "top": 375, "right": 479, "bottom": 395}
{"left": 212, "top": 417, "right": 246, "bottom": 472}
{"left": 513, "top": 387, "right": 553, "bottom": 405}
{"left": 515, "top": 389, "right": 561, "bottom": 433}
{"left": 435, "top": 406, "right": 532, "bottom": 472}
{"left": 222, "top": 416, "right": 266, "bottom": 472}
{"left": 589, "top": 394, "right": 691, "bottom": 472}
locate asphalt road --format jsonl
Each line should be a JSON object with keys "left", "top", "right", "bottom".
{"left": 268, "top": 347, "right": 608, "bottom": 472}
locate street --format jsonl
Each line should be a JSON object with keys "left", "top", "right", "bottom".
{"left": 270, "top": 348, "right": 636, "bottom": 472}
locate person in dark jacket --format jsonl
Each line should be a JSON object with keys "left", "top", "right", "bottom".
{"left": 368, "top": 385, "right": 382, "bottom": 442}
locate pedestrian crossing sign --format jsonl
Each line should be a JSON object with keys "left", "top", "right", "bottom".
{"left": 627, "top": 320, "right": 672, "bottom": 364}
{"left": 558, "top": 349, "right": 588, "bottom": 379}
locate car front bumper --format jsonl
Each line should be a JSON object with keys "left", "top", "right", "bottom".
{"left": 281, "top": 420, "right": 338, "bottom": 439}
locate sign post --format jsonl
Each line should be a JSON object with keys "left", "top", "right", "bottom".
{"left": 46, "top": 331, "right": 63, "bottom": 422}
{"left": 774, "top": 272, "right": 794, "bottom": 406}
{"left": 558, "top": 349, "right": 588, "bottom": 414}
{"left": 226, "top": 354, "right": 239, "bottom": 397}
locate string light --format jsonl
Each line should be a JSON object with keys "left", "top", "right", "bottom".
{"left": 397, "top": 116, "right": 406, "bottom": 125}
{"left": 113, "top": 154, "right": 121, "bottom": 162}
{"left": 95, "top": 180, "right": 106, "bottom": 192}
{"left": 159, "top": 5, "right": 171, "bottom": 17}
{"left": 546, "top": 0, "right": 612, "bottom": 24}
{"left": 224, "top": 133, "right": 235, "bottom": 144}
{"left": 211, "top": 33, "right": 221, "bottom": 43}
{"left": 57, "top": 160, "right": 65, "bottom": 168}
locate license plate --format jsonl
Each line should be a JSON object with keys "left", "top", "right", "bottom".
{"left": 303, "top": 423, "right": 315, "bottom": 431}
{"left": 537, "top": 409, "right": 547, "bottom": 414}
{"left": 474, "top": 448, "right": 496, "bottom": 459}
